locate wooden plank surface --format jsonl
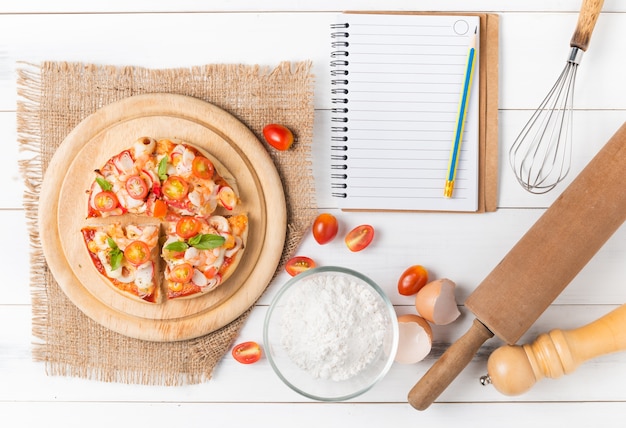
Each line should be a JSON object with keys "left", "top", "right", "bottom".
{"left": 2, "top": 2, "right": 626, "bottom": 426}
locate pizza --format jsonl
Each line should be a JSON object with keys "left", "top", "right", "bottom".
{"left": 81, "top": 222, "right": 161, "bottom": 303}
{"left": 81, "top": 136, "right": 248, "bottom": 303}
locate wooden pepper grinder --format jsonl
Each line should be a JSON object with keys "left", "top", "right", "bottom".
{"left": 480, "top": 304, "right": 626, "bottom": 396}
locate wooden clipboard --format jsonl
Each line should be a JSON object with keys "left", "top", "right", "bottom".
{"left": 344, "top": 11, "right": 499, "bottom": 213}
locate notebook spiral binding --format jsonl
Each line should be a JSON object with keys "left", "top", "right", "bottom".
{"left": 330, "top": 23, "right": 350, "bottom": 198}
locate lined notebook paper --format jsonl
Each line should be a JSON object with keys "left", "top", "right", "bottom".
{"left": 330, "top": 13, "right": 481, "bottom": 212}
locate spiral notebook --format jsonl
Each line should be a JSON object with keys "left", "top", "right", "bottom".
{"left": 330, "top": 12, "right": 499, "bottom": 212}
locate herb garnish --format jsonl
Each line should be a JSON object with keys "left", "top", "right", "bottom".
{"left": 165, "top": 234, "right": 225, "bottom": 252}
{"left": 157, "top": 157, "right": 168, "bottom": 181}
{"left": 107, "top": 237, "right": 123, "bottom": 271}
{"left": 96, "top": 177, "right": 113, "bottom": 191}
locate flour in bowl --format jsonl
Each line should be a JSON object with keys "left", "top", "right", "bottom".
{"left": 280, "top": 272, "right": 389, "bottom": 381}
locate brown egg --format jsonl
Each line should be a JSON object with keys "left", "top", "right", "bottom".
{"left": 414, "top": 278, "right": 460, "bottom": 325}
{"left": 395, "top": 314, "right": 433, "bottom": 364}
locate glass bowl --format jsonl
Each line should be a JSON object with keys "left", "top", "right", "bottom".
{"left": 263, "top": 266, "right": 398, "bottom": 401}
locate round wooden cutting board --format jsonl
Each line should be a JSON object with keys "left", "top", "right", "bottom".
{"left": 38, "top": 94, "right": 287, "bottom": 342}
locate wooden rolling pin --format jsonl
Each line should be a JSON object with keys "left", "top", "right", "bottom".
{"left": 481, "top": 304, "right": 626, "bottom": 396}
{"left": 408, "top": 122, "right": 626, "bottom": 410}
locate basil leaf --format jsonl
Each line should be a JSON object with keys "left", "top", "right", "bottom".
{"left": 165, "top": 241, "right": 189, "bottom": 252}
{"left": 106, "top": 237, "right": 123, "bottom": 270}
{"left": 109, "top": 249, "right": 123, "bottom": 271}
{"left": 189, "top": 234, "right": 226, "bottom": 250}
{"left": 157, "top": 157, "right": 168, "bottom": 181}
{"left": 96, "top": 177, "right": 113, "bottom": 191}
{"left": 107, "top": 237, "right": 119, "bottom": 250}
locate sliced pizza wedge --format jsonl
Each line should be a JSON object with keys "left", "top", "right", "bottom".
{"left": 157, "top": 139, "right": 240, "bottom": 217}
{"left": 81, "top": 222, "right": 162, "bottom": 303}
{"left": 161, "top": 213, "right": 248, "bottom": 300}
{"left": 87, "top": 137, "right": 161, "bottom": 218}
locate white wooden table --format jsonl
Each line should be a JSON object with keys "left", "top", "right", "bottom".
{"left": 2, "top": 1, "right": 626, "bottom": 426}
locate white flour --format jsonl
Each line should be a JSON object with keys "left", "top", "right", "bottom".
{"left": 280, "top": 272, "right": 388, "bottom": 381}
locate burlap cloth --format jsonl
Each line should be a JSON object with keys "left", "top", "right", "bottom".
{"left": 17, "top": 61, "right": 317, "bottom": 385}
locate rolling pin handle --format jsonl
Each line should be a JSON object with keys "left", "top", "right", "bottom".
{"left": 407, "top": 318, "right": 494, "bottom": 410}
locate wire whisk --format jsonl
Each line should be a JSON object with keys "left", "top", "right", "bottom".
{"left": 509, "top": 48, "right": 580, "bottom": 194}
{"left": 509, "top": 0, "right": 604, "bottom": 194}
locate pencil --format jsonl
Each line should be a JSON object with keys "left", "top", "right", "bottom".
{"left": 444, "top": 26, "right": 477, "bottom": 198}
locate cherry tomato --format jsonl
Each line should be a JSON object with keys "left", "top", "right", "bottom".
{"left": 312, "top": 213, "right": 338, "bottom": 245}
{"left": 397, "top": 265, "right": 429, "bottom": 296}
{"left": 170, "top": 263, "right": 194, "bottom": 283}
{"left": 162, "top": 175, "right": 189, "bottom": 201}
{"left": 125, "top": 175, "right": 149, "bottom": 200}
{"left": 232, "top": 341, "right": 262, "bottom": 364}
{"left": 176, "top": 216, "right": 202, "bottom": 239}
{"left": 285, "top": 256, "right": 316, "bottom": 276}
{"left": 93, "top": 191, "right": 119, "bottom": 212}
{"left": 123, "top": 240, "right": 151, "bottom": 266}
{"left": 263, "top": 124, "right": 294, "bottom": 151}
{"left": 191, "top": 155, "right": 215, "bottom": 179}
{"left": 345, "top": 224, "right": 375, "bottom": 252}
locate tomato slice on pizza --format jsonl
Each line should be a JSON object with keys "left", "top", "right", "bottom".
{"left": 81, "top": 223, "right": 161, "bottom": 303}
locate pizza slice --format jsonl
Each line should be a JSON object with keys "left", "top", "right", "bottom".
{"left": 87, "top": 137, "right": 161, "bottom": 218}
{"left": 161, "top": 213, "right": 248, "bottom": 300}
{"left": 81, "top": 222, "right": 162, "bottom": 303}
{"left": 156, "top": 139, "right": 240, "bottom": 217}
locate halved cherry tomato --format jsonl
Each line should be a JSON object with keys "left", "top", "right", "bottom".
{"left": 125, "top": 174, "right": 149, "bottom": 200}
{"left": 123, "top": 240, "right": 151, "bottom": 266}
{"left": 176, "top": 216, "right": 202, "bottom": 239}
{"left": 232, "top": 341, "right": 262, "bottom": 364}
{"left": 345, "top": 224, "right": 375, "bottom": 252}
{"left": 397, "top": 265, "right": 429, "bottom": 296}
{"left": 93, "top": 191, "right": 119, "bottom": 212}
{"left": 170, "top": 263, "right": 194, "bottom": 283}
{"left": 312, "top": 213, "right": 338, "bottom": 245}
{"left": 263, "top": 124, "right": 294, "bottom": 151}
{"left": 162, "top": 175, "right": 189, "bottom": 201}
{"left": 285, "top": 256, "right": 316, "bottom": 276}
{"left": 191, "top": 155, "right": 215, "bottom": 179}
{"left": 152, "top": 199, "right": 168, "bottom": 218}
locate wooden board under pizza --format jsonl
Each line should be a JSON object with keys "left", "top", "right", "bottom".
{"left": 39, "top": 94, "right": 287, "bottom": 342}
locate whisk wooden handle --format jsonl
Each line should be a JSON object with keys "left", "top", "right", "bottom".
{"left": 486, "top": 304, "right": 626, "bottom": 396}
{"left": 570, "top": 0, "right": 604, "bottom": 51}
